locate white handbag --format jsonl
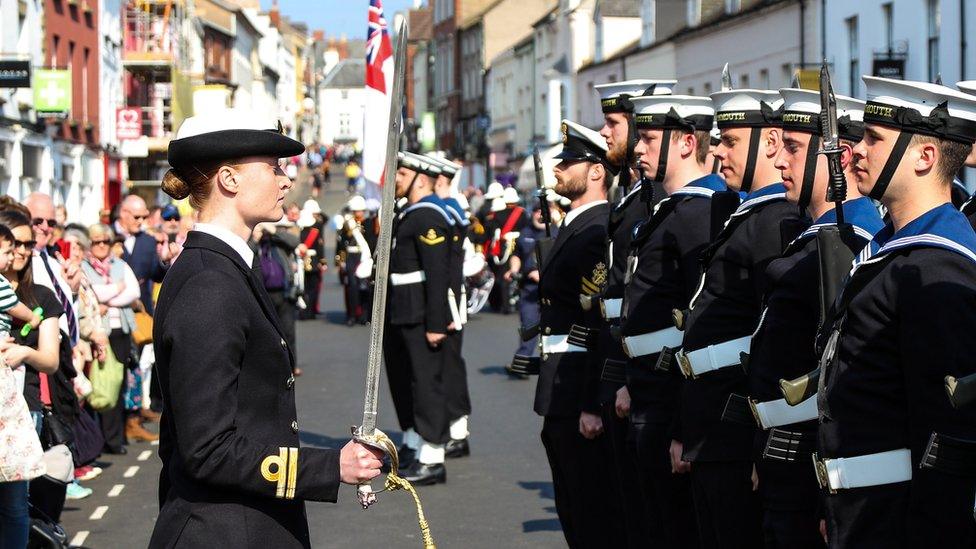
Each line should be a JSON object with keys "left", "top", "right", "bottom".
{"left": 0, "top": 364, "right": 46, "bottom": 482}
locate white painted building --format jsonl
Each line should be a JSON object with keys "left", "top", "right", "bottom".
{"left": 674, "top": 0, "right": 819, "bottom": 97}
{"left": 0, "top": 0, "right": 55, "bottom": 205}
{"left": 824, "top": 0, "right": 976, "bottom": 98}
{"left": 318, "top": 59, "right": 367, "bottom": 147}
{"left": 231, "top": 9, "right": 262, "bottom": 109}
{"left": 487, "top": 37, "right": 536, "bottom": 165}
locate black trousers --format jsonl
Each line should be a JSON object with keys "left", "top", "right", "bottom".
{"left": 268, "top": 290, "right": 297, "bottom": 356}
{"left": 689, "top": 460, "right": 763, "bottom": 549}
{"left": 824, "top": 470, "right": 976, "bottom": 549}
{"left": 299, "top": 270, "right": 322, "bottom": 319}
{"left": 602, "top": 406, "right": 652, "bottom": 548}
{"left": 101, "top": 329, "right": 132, "bottom": 452}
{"left": 384, "top": 323, "right": 450, "bottom": 444}
{"left": 443, "top": 328, "right": 471, "bottom": 423}
{"left": 540, "top": 416, "right": 624, "bottom": 549}
{"left": 757, "top": 456, "right": 825, "bottom": 549}
{"left": 628, "top": 420, "right": 698, "bottom": 548}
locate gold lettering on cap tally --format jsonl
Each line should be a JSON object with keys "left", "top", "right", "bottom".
{"left": 717, "top": 112, "right": 747, "bottom": 122}
{"left": 782, "top": 113, "right": 813, "bottom": 124}
{"left": 864, "top": 104, "right": 895, "bottom": 119}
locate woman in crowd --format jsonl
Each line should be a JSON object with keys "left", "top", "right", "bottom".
{"left": 82, "top": 223, "right": 157, "bottom": 453}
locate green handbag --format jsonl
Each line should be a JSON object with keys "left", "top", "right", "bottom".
{"left": 86, "top": 345, "right": 124, "bottom": 412}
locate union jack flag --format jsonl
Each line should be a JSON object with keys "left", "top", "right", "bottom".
{"left": 366, "top": 0, "right": 392, "bottom": 94}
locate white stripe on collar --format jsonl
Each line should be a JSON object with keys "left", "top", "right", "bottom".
{"left": 399, "top": 201, "right": 455, "bottom": 224}
{"left": 673, "top": 186, "right": 717, "bottom": 198}
{"left": 797, "top": 223, "right": 875, "bottom": 243}
{"left": 733, "top": 192, "right": 787, "bottom": 215}
{"left": 852, "top": 233, "right": 976, "bottom": 276}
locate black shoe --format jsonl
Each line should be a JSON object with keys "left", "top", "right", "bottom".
{"left": 104, "top": 446, "right": 127, "bottom": 455}
{"left": 382, "top": 444, "right": 416, "bottom": 473}
{"left": 346, "top": 318, "right": 356, "bottom": 326}
{"left": 445, "top": 438, "right": 470, "bottom": 459}
{"left": 400, "top": 461, "right": 446, "bottom": 485}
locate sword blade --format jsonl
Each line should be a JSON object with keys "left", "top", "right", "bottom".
{"left": 360, "top": 20, "right": 409, "bottom": 437}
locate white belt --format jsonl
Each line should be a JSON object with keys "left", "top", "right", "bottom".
{"left": 541, "top": 334, "right": 587, "bottom": 354}
{"left": 600, "top": 298, "right": 622, "bottom": 320}
{"left": 390, "top": 271, "right": 425, "bottom": 286}
{"left": 347, "top": 246, "right": 361, "bottom": 253}
{"left": 753, "top": 394, "right": 818, "bottom": 430}
{"left": 622, "top": 326, "right": 683, "bottom": 358}
{"left": 814, "top": 448, "right": 912, "bottom": 493}
{"left": 676, "top": 335, "right": 751, "bottom": 378}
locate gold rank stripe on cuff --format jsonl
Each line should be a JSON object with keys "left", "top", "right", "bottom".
{"left": 261, "top": 447, "right": 299, "bottom": 500}
{"left": 581, "top": 277, "right": 600, "bottom": 296}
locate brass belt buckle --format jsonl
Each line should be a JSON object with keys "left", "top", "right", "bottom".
{"left": 812, "top": 452, "right": 836, "bottom": 494}
{"left": 621, "top": 337, "right": 633, "bottom": 359}
{"left": 747, "top": 398, "right": 762, "bottom": 427}
{"left": 677, "top": 352, "right": 696, "bottom": 380}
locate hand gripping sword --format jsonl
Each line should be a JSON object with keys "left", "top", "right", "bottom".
{"left": 350, "top": 20, "right": 436, "bottom": 549}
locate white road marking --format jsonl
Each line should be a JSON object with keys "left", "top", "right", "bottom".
{"left": 89, "top": 506, "right": 108, "bottom": 520}
{"left": 107, "top": 484, "right": 125, "bottom": 497}
{"left": 138, "top": 450, "right": 152, "bottom": 461}
{"left": 150, "top": 439, "right": 159, "bottom": 446}
{"left": 123, "top": 466, "right": 139, "bottom": 478}
{"left": 70, "top": 531, "right": 89, "bottom": 545}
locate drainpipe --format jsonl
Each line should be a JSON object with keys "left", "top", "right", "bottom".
{"left": 799, "top": 0, "right": 806, "bottom": 68}
{"left": 820, "top": 0, "right": 826, "bottom": 62}
{"left": 962, "top": 0, "right": 967, "bottom": 81}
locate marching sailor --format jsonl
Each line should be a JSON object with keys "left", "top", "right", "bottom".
{"left": 426, "top": 154, "right": 473, "bottom": 458}
{"left": 741, "top": 88, "right": 882, "bottom": 548}
{"left": 383, "top": 151, "right": 454, "bottom": 485}
{"left": 334, "top": 195, "right": 376, "bottom": 325}
{"left": 532, "top": 120, "right": 623, "bottom": 548}
{"left": 953, "top": 81, "right": 976, "bottom": 229}
{"left": 593, "top": 78, "right": 676, "bottom": 546}
{"left": 677, "top": 86, "right": 807, "bottom": 547}
{"left": 149, "top": 110, "right": 382, "bottom": 548}
{"left": 620, "top": 93, "right": 723, "bottom": 547}
{"left": 816, "top": 77, "right": 976, "bottom": 548}
{"left": 485, "top": 187, "right": 527, "bottom": 314}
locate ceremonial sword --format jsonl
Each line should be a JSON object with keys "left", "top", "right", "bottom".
{"left": 351, "top": 17, "right": 409, "bottom": 502}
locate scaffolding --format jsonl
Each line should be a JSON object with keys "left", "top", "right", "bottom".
{"left": 122, "top": 0, "right": 190, "bottom": 71}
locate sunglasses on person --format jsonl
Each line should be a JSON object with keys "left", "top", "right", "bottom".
{"left": 32, "top": 218, "right": 57, "bottom": 228}
{"left": 13, "top": 239, "right": 36, "bottom": 250}
{"left": 162, "top": 212, "right": 181, "bottom": 222}
{"left": 91, "top": 239, "right": 112, "bottom": 247}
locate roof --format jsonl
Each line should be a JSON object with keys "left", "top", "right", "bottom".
{"left": 408, "top": 8, "right": 433, "bottom": 42}
{"left": 531, "top": 5, "right": 558, "bottom": 28}
{"left": 322, "top": 59, "right": 365, "bottom": 88}
{"left": 597, "top": 0, "right": 641, "bottom": 18}
{"left": 460, "top": 0, "right": 503, "bottom": 30}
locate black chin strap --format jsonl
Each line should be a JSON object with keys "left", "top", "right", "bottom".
{"left": 740, "top": 127, "right": 763, "bottom": 193}
{"left": 797, "top": 134, "right": 820, "bottom": 212}
{"left": 653, "top": 129, "right": 672, "bottom": 183}
{"left": 711, "top": 155, "right": 721, "bottom": 174}
{"left": 397, "top": 172, "right": 420, "bottom": 211}
{"left": 868, "top": 131, "right": 914, "bottom": 200}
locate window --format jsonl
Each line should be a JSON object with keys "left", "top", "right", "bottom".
{"left": 760, "top": 68, "right": 769, "bottom": 89}
{"left": 51, "top": 34, "right": 60, "bottom": 67}
{"left": 927, "top": 0, "right": 940, "bottom": 82}
{"left": 687, "top": 0, "right": 701, "bottom": 26}
{"left": 725, "top": 0, "right": 741, "bottom": 13}
{"left": 21, "top": 144, "right": 41, "bottom": 180}
{"left": 847, "top": 16, "right": 859, "bottom": 96}
{"left": 740, "top": 74, "right": 749, "bottom": 88}
{"left": 83, "top": 47, "right": 89, "bottom": 123}
{"left": 882, "top": 3, "right": 894, "bottom": 53}
{"left": 703, "top": 82, "right": 712, "bottom": 94}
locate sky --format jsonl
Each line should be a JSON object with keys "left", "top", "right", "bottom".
{"left": 270, "top": 0, "right": 421, "bottom": 39}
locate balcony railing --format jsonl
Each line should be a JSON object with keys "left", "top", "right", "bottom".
{"left": 122, "top": 0, "right": 182, "bottom": 65}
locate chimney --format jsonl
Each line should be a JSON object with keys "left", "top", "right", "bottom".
{"left": 269, "top": 0, "right": 281, "bottom": 27}
{"left": 339, "top": 34, "right": 348, "bottom": 60}
{"left": 313, "top": 29, "right": 325, "bottom": 42}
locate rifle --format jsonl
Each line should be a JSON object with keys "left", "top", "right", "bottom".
{"left": 533, "top": 145, "right": 554, "bottom": 270}
{"left": 946, "top": 373, "right": 976, "bottom": 408}
{"left": 781, "top": 62, "right": 857, "bottom": 406}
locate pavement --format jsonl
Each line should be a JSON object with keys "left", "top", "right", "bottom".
{"left": 59, "top": 173, "right": 565, "bottom": 548}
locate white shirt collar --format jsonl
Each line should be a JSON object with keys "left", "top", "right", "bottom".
{"left": 562, "top": 199, "right": 608, "bottom": 228}
{"left": 193, "top": 223, "right": 255, "bottom": 267}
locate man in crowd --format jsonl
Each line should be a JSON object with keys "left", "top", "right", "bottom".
{"left": 114, "top": 195, "right": 171, "bottom": 315}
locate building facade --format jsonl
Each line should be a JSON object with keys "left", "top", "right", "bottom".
{"left": 318, "top": 58, "right": 367, "bottom": 148}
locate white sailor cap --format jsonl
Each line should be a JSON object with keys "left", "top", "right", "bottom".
{"left": 397, "top": 151, "right": 442, "bottom": 177}
{"left": 595, "top": 79, "right": 678, "bottom": 113}
{"left": 168, "top": 109, "right": 303, "bottom": 172}
{"left": 710, "top": 89, "right": 783, "bottom": 129}
{"left": 346, "top": 195, "right": 367, "bottom": 212}
{"left": 425, "top": 155, "right": 462, "bottom": 177}
{"left": 863, "top": 76, "right": 976, "bottom": 144}
{"left": 779, "top": 87, "right": 865, "bottom": 142}
{"left": 959, "top": 81, "right": 976, "bottom": 96}
{"left": 631, "top": 95, "right": 715, "bottom": 132}
{"left": 554, "top": 120, "right": 611, "bottom": 166}
{"left": 485, "top": 181, "right": 504, "bottom": 199}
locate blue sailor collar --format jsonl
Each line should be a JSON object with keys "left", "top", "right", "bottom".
{"left": 399, "top": 194, "right": 455, "bottom": 224}
{"left": 854, "top": 203, "right": 976, "bottom": 270}
{"left": 796, "top": 197, "right": 884, "bottom": 244}
{"left": 672, "top": 174, "right": 727, "bottom": 199}
{"left": 441, "top": 196, "right": 470, "bottom": 226}
{"left": 733, "top": 182, "right": 787, "bottom": 215}
{"left": 614, "top": 178, "right": 644, "bottom": 209}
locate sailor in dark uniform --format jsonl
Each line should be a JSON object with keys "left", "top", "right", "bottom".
{"left": 426, "top": 155, "right": 473, "bottom": 458}
{"left": 149, "top": 111, "right": 382, "bottom": 549}
{"left": 620, "top": 94, "right": 722, "bottom": 547}
{"left": 334, "top": 195, "right": 375, "bottom": 325}
{"left": 816, "top": 77, "right": 976, "bottom": 548}
{"left": 383, "top": 151, "right": 454, "bottom": 485}
{"left": 677, "top": 88, "right": 808, "bottom": 548}
{"left": 953, "top": 80, "right": 976, "bottom": 228}
{"left": 592, "top": 79, "right": 676, "bottom": 547}
{"left": 737, "top": 89, "right": 882, "bottom": 548}
{"left": 530, "top": 119, "right": 622, "bottom": 548}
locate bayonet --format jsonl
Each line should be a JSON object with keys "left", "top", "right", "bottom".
{"left": 532, "top": 145, "right": 554, "bottom": 269}
{"left": 790, "top": 72, "right": 800, "bottom": 89}
{"left": 354, "top": 17, "right": 409, "bottom": 507}
{"left": 721, "top": 63, "right": 733, "bottom": 91}
{"left": 819, "top": 61, "right": 846, "bottom": 224}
